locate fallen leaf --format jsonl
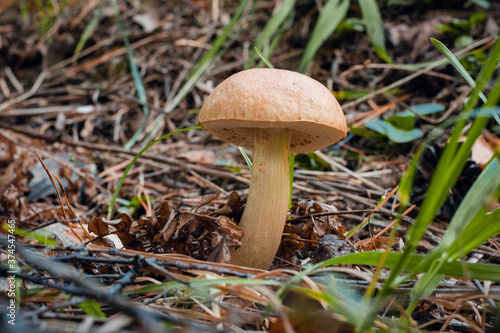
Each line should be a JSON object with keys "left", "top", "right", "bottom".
{"left": 133, "top": 10, "right": 159, "bottom": 33}
{"left": 472, "top": 134, "right": 494, "bottom": 167}
{"left": 88, "top": 216, "right": 110, "bottom": 237}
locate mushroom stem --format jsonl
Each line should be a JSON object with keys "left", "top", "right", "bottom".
{"left": 230, "top": 128, "right": 291, "bottom": 269}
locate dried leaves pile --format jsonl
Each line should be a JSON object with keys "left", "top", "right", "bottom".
{"left": 89, "top": 191, "right": 245, "bottom": 263}
{"left": 87, "top": 192, "right": 353, "bottom": 267}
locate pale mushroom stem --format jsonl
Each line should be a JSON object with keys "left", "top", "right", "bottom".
{"left": 230, "top": 128, "right": 292, "bottom": 269}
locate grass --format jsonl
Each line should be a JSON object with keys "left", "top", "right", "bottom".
{"left": 106, "top": 126, "right": 202, "bottom": 220}
{"left": 105, "top": 21, "right": 500, "bottom": 331}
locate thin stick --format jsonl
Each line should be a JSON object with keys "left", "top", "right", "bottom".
{"left": 315, "top": 150, "right": 385, "bottom": 192}
{"left": 347, "top": 186, "right": 399, "bottom": 239}
{"left": 341, "top": 36, "right": 495, "bottom": 110}
{"left": 0, "top": 70, "right": 47, "bottom": 112}
{"left": 373, "top": 205, "right": 416, "bottom": 239}
{"left": 33, "top": 151, "right": 83, "bottom": 242}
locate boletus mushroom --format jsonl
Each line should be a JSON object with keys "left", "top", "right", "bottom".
{"left": 199, "top": 68, "right": 347, "bottom": 269}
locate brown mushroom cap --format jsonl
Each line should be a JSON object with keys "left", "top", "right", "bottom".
{"left": 199, "top": 68, "right": 347, "bottom": 153}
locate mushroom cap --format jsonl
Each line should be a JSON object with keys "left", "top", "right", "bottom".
{"left": 199, "top": 68, "right": 347, "bottom": 153}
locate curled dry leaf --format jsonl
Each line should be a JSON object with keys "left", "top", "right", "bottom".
{"left": 218, "top": 216, "right": 244, "bottom": 240}
{"left": 88, "top": 216, "right": 110, "bottom": 237}
{"left": 278, "top": 199, "right": 343, "bottom": 264}
{"left": 212, "top": 191, "right": 244, "bottom": 216}
{"left": 133, "top": 191, "right": 245, "bottom": 263}
{"left": 194, "top": 190, "right": 220, "bottom": 212}
{"left": 88, "top": 211, "right": 143, "bottom": 250}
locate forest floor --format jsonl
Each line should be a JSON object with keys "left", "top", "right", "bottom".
{"left": 1, "top": 1, "right": 500, "bottom": 332}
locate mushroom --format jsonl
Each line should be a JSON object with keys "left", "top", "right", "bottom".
{"left": 199, "top": 68, "right": 347, "bottom": 269}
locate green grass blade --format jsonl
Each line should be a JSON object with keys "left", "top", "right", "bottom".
{"left": 110, "top": 0, "right": 149, "bottom": 149}
{"left": 191, "top": 0, "right": 249, "bottom": 77}
{"left": 295, "top": 285, "right": 362, "bottom": 324}
{"left": 298, "top": 0, "right": 350, "bottom": 74}
{"left": 256, "top": 14, "right": 293, "bottom": 68}
{"left": 406, "top": 34, "right": 500, "bottom": 249}
{"left": 369, "top": 34, "right": 500, "bottom": 325}
{"left": 255, "top": 47, "right": 275, "bottom": 69}
{"left": 289, "top": 153, "right": 294, "bottom": 209}
{"left": 144, "top": 1, "right": 250, "bottom": 144}
{"left": 407, "top": 156, "right": 500, "bottom": 311}
{"left": 245, "top": 0, "right": 296, "bottom": 68}
{"left": 358, "top": 0, "right": 392, "bottom": 63}
{"left": 107, "top": 127, "right": 202, "bottom": 219}
{"left": 77, "top": 299, "right": 106, "bottom": 318}
{"left": 409, "top": 272, "right": 444, "bottom": 312}
{"left": 440, "top": 156, "right": 500, "bottom": 252}
{"left": 431, "top": 38, "right": 492, "bottom": 110}
{"left": 316, "top": 251, "right": 500, "bottom": 282}
{"left": 447, "top": 206, "right": 500, "bottom": 260}
{"left": 238, "top": 147, "right": 252, "bottom": 170}
{"left": 72, "top": 4, "right": 102, "bottom": 63}
{"left": 125, "top": 277, "right": 287, "bottom": 295}
{"left": 345, "top": 194, "right": 386, "bottom": 238}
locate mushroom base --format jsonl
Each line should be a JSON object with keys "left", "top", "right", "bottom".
{"left": 230, "top": 128, "right": 291, "bottom": 269}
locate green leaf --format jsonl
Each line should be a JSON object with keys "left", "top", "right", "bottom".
{"left": 431, "top": 38, "right": 488, "bottom": 104}
{"left": 77, "top": 299, "right": 106, "bottom": 318}
{"left": 468, "top": 0, "right": 490, "bottom": 8}
{"left": 299, "top": 0, "right": 350, "bottom": 73}
{"left": 386, "top": 113, "right": 415, "bottom": 131}
{"left": 469, "top": 12, "right": 487, "bottom": 26}
{"left": 406, "top": 34, "right": 500, "bottom": 248}
{"left": 254, "top": 47, "right": 274, "bottom": 69}
{"left": 406, "top": 103, "right": 446, "bottom": 116}
{"left": 455, "top": 35, "right": 474, "bottom": 49}
{"left": 246, "top": 0, "right": 296, "bottom": 68}
{"left": 19, "top": 228, "right": 59, "bottom": 246}
{"left": 110, "top": 0, "right": 149, "bottom": 149}
{"left": 332, "top": 90, "right": 369, "bottom": 99}
{"left": 317, "top": 251, "right": 500, "bottom": 282}
{"left": 72, "top": 4, "right": 102, "bottom": 62}
{"left": 385, "top": 123, "right": 422, "bottom": 143}
{"left": 470, "top": 106, "right": 500, "bottom": 118}
{"left": 364, "top": 119, "right": 387, "bottom": 135}
{"left": 387, "top": 103, "right": 445, "bottom": 130}
{"left": 108, "top": 127, "right": 202, "bottom": 219}
{"left": 440, "top": 156, "right": 500, "bottom": 258}
{"left": 238, "top": 147, "right": 252, "bottom": 170}
{"left": 348, "top": 126, "right": 383, "bottom": 139}
{"left": 365, "top": 119, "right": 422, "bottom": 143}
{"left": 358, "top": 0, "right": 392, "bottom": 63}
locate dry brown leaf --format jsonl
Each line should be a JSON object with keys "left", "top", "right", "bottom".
{"left": 88, "top": 216, "right": 110, "bottom": 237}
{"left": 218, "top": 216, "right": 244, "bottom": 240}
{"left": 194, "top": 190, "right": 220, "bottom": 212}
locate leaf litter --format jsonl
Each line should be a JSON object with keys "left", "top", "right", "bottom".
{"left": 1, "top": 1, "right": 500, "bottom": 332}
